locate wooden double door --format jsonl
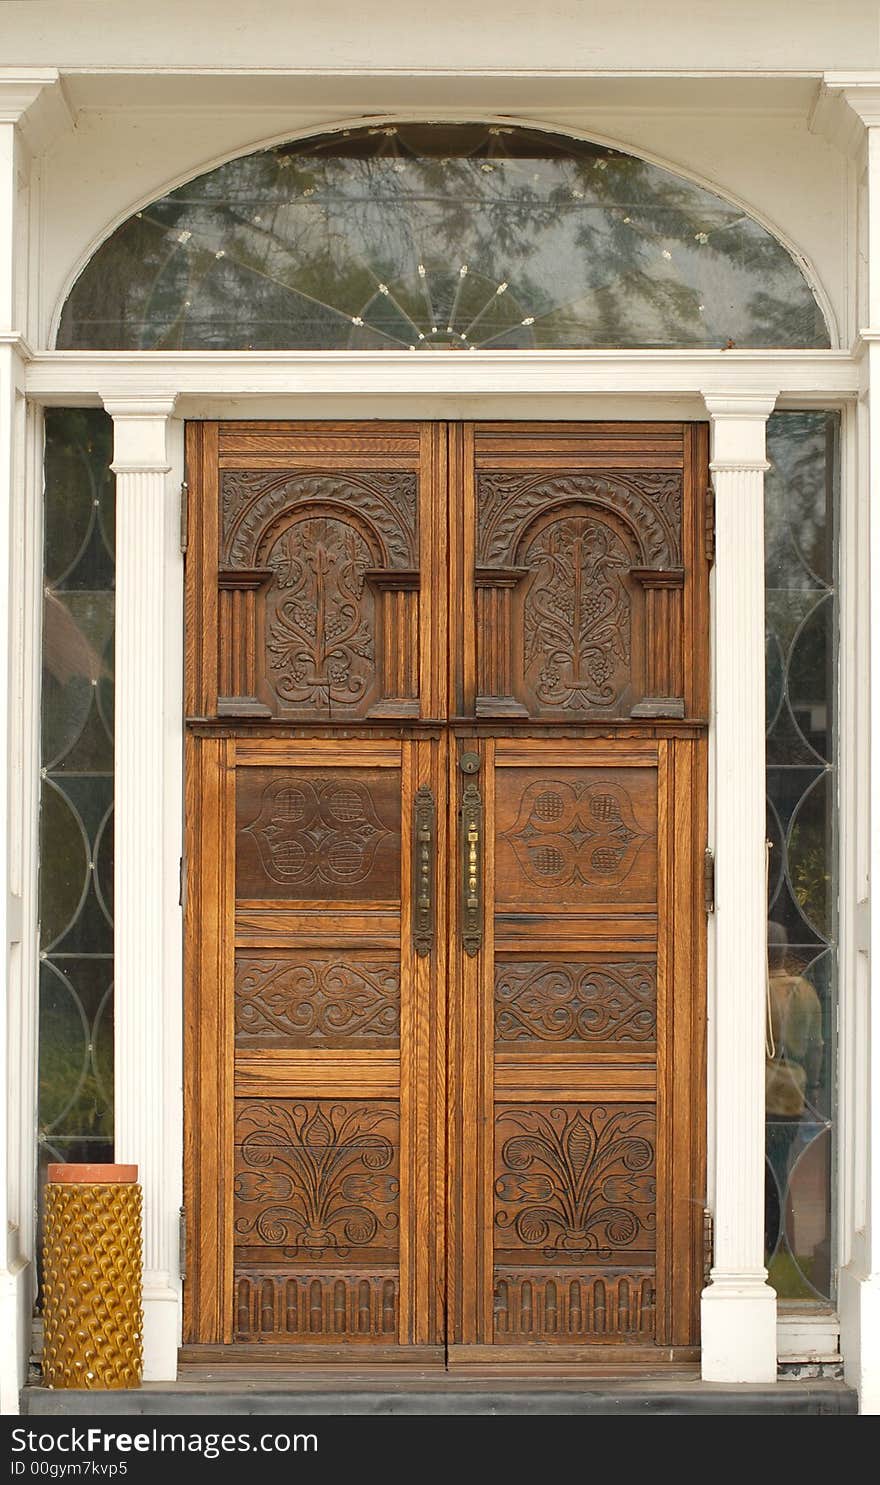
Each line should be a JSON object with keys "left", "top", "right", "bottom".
{"left": 183, "top": 420, "right": 708, "bottom": 1365}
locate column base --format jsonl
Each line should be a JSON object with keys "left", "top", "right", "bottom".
{"left": 142, "top": 1276, "right": 181, "bottom": 1382}
{"left": 701, "top": 1275, "right": 777, "bottom": 1383}
{"left": 839, "top": 1258, "right": 880, "bottom": 1414}
{"left": 0, "top": 1248, "right": 31, "bottom": 1415}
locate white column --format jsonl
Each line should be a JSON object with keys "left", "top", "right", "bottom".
{"left": 700, "top": 393, "right": 778, "bottom": 1384}
{"left": 104, "top": 395, "right": 183, "bottom": 1382}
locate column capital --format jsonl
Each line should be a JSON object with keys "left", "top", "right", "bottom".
{"left": 102, "top": 394, "right": 179, "bottom": 420}
{"left": 702, "top": 393, "right": 776, "bottom": 472}
{"left": 702, "top": 393, "right": 778, "bottom": 421}
{"left": 811, "top": 74, "right": 880, "bottom": 157}
{"left": 103, "top": 395, "right": 179, "bottom": 476}
{"left": 0, "top": 70, "right": 73, "bottom": 154}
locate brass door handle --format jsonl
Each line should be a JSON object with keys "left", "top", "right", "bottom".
{"left": 459, "top": 752, "right": 483, "bottom": 956}
{"left": 412, "top": 785, "right": 436, "bottom": 957}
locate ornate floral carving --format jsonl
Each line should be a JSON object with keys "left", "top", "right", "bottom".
{"left": 477, "top": 470, "right": 682, "bottom": 569}
{"left": 495, "top": 961, "right": 656, "bottom": 1043}
{"left": 240, "top": 774, "right": 398, "bottom": 888}
{"left": 264, "top": 515, "right": 376, "bottom": 709}
{"left": 221, "top": 470, "right": 417, "bottom": 568}
{"left": 235, "top": 958, "right": 400, "bottom": 1043}
{"left": 505, "top": 778, "right": 650, "bottom": 889}
{"left": 522, "top": 515, "right": 631, "bottom": 709}
{"left": 494, "top": 1104, "right": 656, "bottom": 1258}
{"left": 234, "top": 1099, "right": 399, "bottom": 1257}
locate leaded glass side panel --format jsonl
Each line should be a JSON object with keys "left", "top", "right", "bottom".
{"left": 38, "top": 409, "right": 115, "bottom": 1245}
{"left": 764, "top": 410, "right": 838, "bottom": 1304}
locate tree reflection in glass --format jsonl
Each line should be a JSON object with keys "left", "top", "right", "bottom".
{"left": 58, "top": 123, "right": 830, "bottom": 352}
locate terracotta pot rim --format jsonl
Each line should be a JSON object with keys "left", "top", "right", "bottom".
{"left": 47, "top": 1163, "right": 138, "bottom": 1184}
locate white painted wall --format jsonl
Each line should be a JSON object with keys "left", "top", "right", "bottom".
{"left": 0, "top": 0, "right": 878, "bottom": 72}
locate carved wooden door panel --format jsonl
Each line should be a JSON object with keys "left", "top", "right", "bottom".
{"left": 184, "top": 420, "right": 708, "bottom": 1365}
{"left": 446, "top": 424, "right": 708, "bottom": 1361}
{"left": 184, "top": 424, "right": 447, "bottom": 1354}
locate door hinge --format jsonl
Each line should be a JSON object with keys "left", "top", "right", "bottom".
{"left": 703, "top": 848, "right": 715, "bottom": 913}
{"left": 704, "top": 481, "right": 716, "bottom": 566}
{"left": 179, "top": 1207, "right": 187, "bottom": 1280}
{"left": 179, "top": 855, "right": 186, "bottom": 910}
{"left": 703, "top": 1208, "right": 714, "bottom": 1287}
{"left": 179, "top": 480, "right": 189, "bottom": 554}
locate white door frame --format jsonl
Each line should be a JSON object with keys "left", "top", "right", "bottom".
{"left": 13, "top": 351, "right": 862, "bottom": 1387}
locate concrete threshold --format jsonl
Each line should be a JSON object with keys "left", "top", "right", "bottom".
{"left": 21, "top": 1378, "right": 857, "bottom": 1415}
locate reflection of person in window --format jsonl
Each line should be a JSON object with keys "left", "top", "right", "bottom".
{"left": 765, "top": 920, "right": 824, "bottom": 1187}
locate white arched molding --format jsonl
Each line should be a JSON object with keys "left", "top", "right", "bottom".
{"left": 46, "top": 111, "right": 838, "bottom": 353}
{"left": 700, "top": 392, "right": 778, "bottom": 1385}
{"left": 103, "top": 394, "right": 184, "bottom": 1382}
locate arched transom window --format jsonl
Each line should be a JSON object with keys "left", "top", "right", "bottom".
{"left": 58, "top": 122, "right": 830, "bottom": 351}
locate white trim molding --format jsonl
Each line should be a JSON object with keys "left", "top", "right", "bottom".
{"left": 22, "top": 349, "right": 861, "bottom": 408}
{"left": 700, "top": 392, "right": 779, "bottom": 1385}
{"left": 0, "top": 67, "right": 68, "bottom": 1416}
{"left": 838, "top": 344, "right": 880, "bottom": 1414}
{"left": 105, "top": 394, "right": 184, "bottom": 1383}
{"left": 0, "top": 71, "right": 72, "bottom": 158}
{"left": 0, "top": 339, "right": 38, "bottom": 1416}
{"left": 813, "top": 76, "right": 880, "bottom": 1417}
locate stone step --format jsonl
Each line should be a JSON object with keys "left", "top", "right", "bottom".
{"left": 21, "top": 1380, "right": 858, "bottom": 1416}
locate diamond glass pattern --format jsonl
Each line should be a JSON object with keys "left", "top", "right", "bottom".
{"left": 58, "top": 123, "right": 830, "bottom": 351}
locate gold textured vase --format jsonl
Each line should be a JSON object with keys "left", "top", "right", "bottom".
{"left": 42, "top": 1164, "right": 143, "bottom": 1389}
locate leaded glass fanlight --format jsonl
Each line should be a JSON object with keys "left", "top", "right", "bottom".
{"left": 57, "top": 123, "right": 830, "bottom": 351}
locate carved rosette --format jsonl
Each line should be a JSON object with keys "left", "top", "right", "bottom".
{"left": 242, "top": 774, "right": 396, "bottom": 890}
{"left": 505, "top": 779, "right": 650, "bottom": 890}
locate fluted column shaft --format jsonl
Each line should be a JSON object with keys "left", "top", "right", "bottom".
{"left": 105, "top": 396, "right": 182, "bottom": 1380}
{"left": 701, "top": 393, "right": 778, "bottom": 1383}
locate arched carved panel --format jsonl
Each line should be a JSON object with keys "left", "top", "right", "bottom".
{"left": 474, "top": 468, "right": 684, "bottom": 719}
{"left": 263, "top": 514, "right": 380, "bottom": 713}
{"left": 477, "top": 471, "right": 682, "bottom": 570}
{"left": 520, "top": 513, "right": 634, "bottom": 713}
{"left": 217, "top": 469, "right": 419, "bottom": 719}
